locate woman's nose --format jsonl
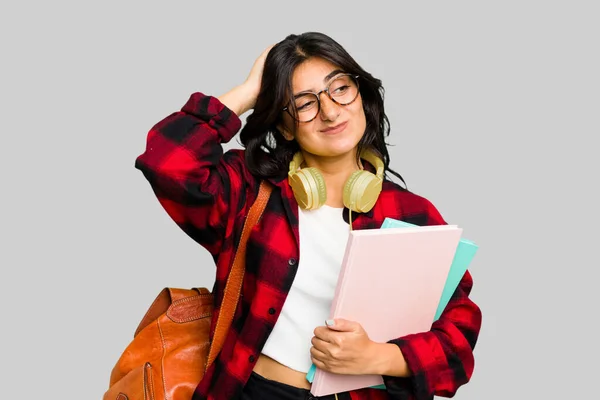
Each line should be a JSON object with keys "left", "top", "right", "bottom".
{"left": 318, "top": 93, "right": 340, "bottom": 121}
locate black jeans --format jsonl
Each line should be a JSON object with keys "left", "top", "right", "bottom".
{"left": 241, "top": 371, "right": 351, "bottom": 400}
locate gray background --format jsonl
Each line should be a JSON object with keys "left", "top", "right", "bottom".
{"left": 2, "top": 0, "right": 599, "bottom": 399}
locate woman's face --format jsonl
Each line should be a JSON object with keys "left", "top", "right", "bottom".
{"left": 279, "top": 57, "right": 367, "bottom": 161}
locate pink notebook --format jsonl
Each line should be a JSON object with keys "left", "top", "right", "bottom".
{"left": 310, "top": 225, "right": 462, "bottom": 396}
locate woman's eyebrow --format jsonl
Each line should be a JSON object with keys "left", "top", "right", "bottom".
{"left": 292, "top": 69, "right": 345, "bottom": 98}
{"left": 323, "top": 69, "right": 344, "bottom": 83}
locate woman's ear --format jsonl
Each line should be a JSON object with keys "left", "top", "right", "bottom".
{"left": 277, "top": 124, "right": 294, "bottom": 141}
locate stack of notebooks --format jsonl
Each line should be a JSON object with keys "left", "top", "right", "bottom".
{"left": 306, "top": 217, "right": 479, "bottom": 396}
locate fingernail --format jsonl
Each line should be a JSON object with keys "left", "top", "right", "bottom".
{"left": 325, "top": 319, "right": 334, "bottom": 326}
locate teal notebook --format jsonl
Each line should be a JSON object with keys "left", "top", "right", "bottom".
{"left": 306, "top": 217, "right": 478, "bottom": 389}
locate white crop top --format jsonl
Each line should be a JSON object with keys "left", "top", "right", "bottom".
{"left": 260, "top": 204, "right": 350, "bottom": 373}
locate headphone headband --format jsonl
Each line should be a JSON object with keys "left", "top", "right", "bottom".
{"left": 359, "top": 148, "right": 384, "bottom": 179}
{"left": 288, "top": 152, "right": 305, "bottom": 178}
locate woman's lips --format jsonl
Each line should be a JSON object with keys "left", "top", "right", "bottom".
{"left": 320, "top": 121, "right": 348, "bottom": 134}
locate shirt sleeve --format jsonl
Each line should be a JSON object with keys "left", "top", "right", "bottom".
{"left": 134, "top": 92, "right": 253, "bottom": 257}
{"left": 382, "top": 200, "right": 483, "bottom": 400}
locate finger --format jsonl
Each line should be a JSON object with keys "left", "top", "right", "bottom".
{"left": 313, "top": 326, "right": 333, "bottom": 342}
{"left": 311, "top": 349, "right": 341, "bottom": 374}
{"left": 311, "top": 355, "right": 328, "bottom": 372}
{"left": 311, "top": 336, "right": 331, "bottom": 353}
{"left": 310, "top": 345, "right": 329, "bottom": 363}
{"left": 325, "top": 318, "right": 359, "bottom": 332}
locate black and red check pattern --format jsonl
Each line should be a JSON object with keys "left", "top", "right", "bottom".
{"left": 135, "top": 92, "right": 482, "bottom": 400}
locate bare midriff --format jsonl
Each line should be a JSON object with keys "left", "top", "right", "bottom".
{"left": 253, "top": 353, "right": 312, "bottom": 390}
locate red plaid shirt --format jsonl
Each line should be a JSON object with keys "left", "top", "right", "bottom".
{"left": 135, "top": 92, "right": 482, "bottom": 400}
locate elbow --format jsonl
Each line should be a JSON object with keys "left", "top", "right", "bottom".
{"left": 430, "top": 348, "right": 476, "bottom": 398}
{"left": 433, "top": 308, "right": 482, "bottom": 397}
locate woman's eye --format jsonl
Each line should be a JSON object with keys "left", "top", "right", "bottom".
{"left": 332, "top": 85, "right": 349, "bottom": 94}
{"left": 297, "top": 101, "right": 315, "bottom": 111}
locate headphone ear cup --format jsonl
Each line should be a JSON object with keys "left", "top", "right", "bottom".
{"left": 343, "top": 170, "right": 383, "bottom": 213}
{"left": 289, "top": 167, "right": 327, "bottom": 210}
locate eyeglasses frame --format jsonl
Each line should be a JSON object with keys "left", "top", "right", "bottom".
{"left": 282, "top": 73, "right": 361, "bottom": 123}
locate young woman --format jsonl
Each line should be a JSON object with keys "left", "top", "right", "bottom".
{"left": 135, "top": 32, "right": 482, "bottom": 400}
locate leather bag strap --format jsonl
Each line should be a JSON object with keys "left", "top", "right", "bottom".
{"left": 205, "top": 181, "right": 272, "bottom": 370}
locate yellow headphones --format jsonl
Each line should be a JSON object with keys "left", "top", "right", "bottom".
{"left": 288, "top": 149, "right": 385, "bottom": 213}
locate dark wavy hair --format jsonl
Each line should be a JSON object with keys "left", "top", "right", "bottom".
{"left": 239, "top": 32, "right": 406, "bottom": 187}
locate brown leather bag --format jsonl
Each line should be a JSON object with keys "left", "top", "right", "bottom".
{"left": 104, "top": 181, "right": 272, "bottom": 400}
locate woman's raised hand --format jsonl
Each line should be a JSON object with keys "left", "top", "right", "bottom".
{"left": 218, "top": 44, "right": 275, "bottom": 116}
{"left": 243, "top": 44, "right": 275, "bottom": 109}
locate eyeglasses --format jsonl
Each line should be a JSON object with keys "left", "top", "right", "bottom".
{"left": 282, "top": 73, "right": 360, "bottom": 123}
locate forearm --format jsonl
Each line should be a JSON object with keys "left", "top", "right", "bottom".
{"left": 382, "top": 271, "right": 482, "bottom": 398}
{"left": 134, "top": 92, "right": 246, "bottom": 254}
{"left": 136, "top": 92, "right": 242, "bottom": 183}
{"left": 217, "top": 83, "right": 257, "bottom": 116}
